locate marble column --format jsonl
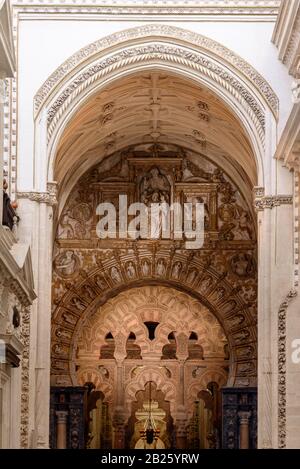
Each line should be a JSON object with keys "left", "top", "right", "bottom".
{"left": 55, "top": 411, "right": 68, "bottom": 449}
{"left": 113, "top": 420, "right": 126, "bottom": 449}
{"left": 17, "top": 185, "right": 57, "bottom": 448}
{"left": 238, "top": 411, "right": 251, "bottom": 449}
{"left": 255, "top": 160, "right": 294, "bottom": 448}
{"left": 35, "top": 199, "right": 55, "bottom": 448}
{"left": 113, "top": 358, "right": 126, "bottom": 449}
{"left": 175, "top": 420, "right": 187, "bottom": 449}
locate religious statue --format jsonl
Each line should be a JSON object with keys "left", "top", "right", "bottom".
{"left": 62, "top": 311, "right": 77, "bottom": 326}
{"left": 110, "top": 266, "right": 122, "bottom": 284}
{"left": 156, "top": 259, "right": 166, "bottom": 276}
{"left": 141, "top": 260, "right": 150, "bottom": 276}
{"left": 187, "top": 268, "right": 198, "bottom": 284}
{"left": 140, "top": 167, "right": 170, "bottom": 206}
{"left": 172, "top": 262, "right": 181, "bottom": 279}
{"left": 126, "top": 261, "right": 136, "bottom": 279}
{"left": 70, "top": 297, "right": 86, "bottom": 311}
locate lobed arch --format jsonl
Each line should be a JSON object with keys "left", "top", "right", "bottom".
{"left": 76, "top": 287, "right": 225, "bottom": 360}
{"left": 125, "top": 366, "right": 177, "bottom": 408}
{"left": 76, "top": 367, "right": 114, "bottom": 404}
{"left": 186, "top": 369, "right": 228, "bottom": 412}
{"left": 51, "top": 256, "right": 257, "bottom": 388}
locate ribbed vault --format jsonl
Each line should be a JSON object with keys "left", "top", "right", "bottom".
{"left": 55, "top": 72, "right": 256, "bottom": 206}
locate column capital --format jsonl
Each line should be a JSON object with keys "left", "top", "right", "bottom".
{"left": 238, "top": 411, "right": 251, "bottom": 425}
{"left": 55, "top": 410, "right": 68, "bottom": 424}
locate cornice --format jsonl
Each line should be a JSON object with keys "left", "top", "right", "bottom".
{"left": 274, "top": 100, "right": 300, "bottom": 170}
{"left": 272, "top": 0, "right": 300, "bottom": 77}
{"left": 11, "top": 0, "right": 280, "bottom": 21}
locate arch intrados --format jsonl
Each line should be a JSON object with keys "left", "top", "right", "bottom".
{"left": 48, "top": 65, "right": 262, "bottom": 187}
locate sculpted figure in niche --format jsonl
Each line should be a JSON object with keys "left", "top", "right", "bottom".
{"left": 94, "top": 274, "right": 107, "bottom": 290}
{"left": 226, "top": 314, "right": 245, "bottom": 328}
{"left": 126, "top": 261, "right": 136, "bottom": 279}
{"left": 200, "top": 275, "right": 213, "bottom": 293}
{"left": 141, "top": 259, "right": 150, "bottom": 276}
{"left": 156, "top": 259, "right": 166, "bottom": 276}
{"left": 237, "top": 362, "right": 255, "bottom": 374}
{"left": 54, "top": 250, "right": 78, "bottom": 277}
{"left": 110, "top": 266, "right": 122, "bottom": 284}
{"left": 80, "top": 284, "right": 96, "bottom": 301}
{"left": 233, "top": 329, "right": 250, "bottom": 344}
{"left": 52, "top": 343, "right": 68, "bottom": 358}
{"left": 140, "top": 167, "right": 170, "bottom": 206}
{"left": 172, "top": 262, "right": 181, "bottom": 279}
{"left": 55, "top": 328, "right": 72, "bottom": 340}
{"left": 222, "top": 300, "right": 237, "bottom": 314}
{"left": 70, "top": 297, "right": 86, "bottom": 311}
{"left": 237, "top": 346, "right": 253, "bottom": 359}
{"left": 211, "top": 286, "right": 226, "bottom": 302}
{"left": 187, "top": 268, "right": 198, "bottom": 284}
{"left": 62, "top": 311, "right": 77, "bottom": 326}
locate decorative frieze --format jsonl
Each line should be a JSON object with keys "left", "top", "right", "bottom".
{"left": 12, "top": 0, "right": 281, "bottom": 27}
{"left": 20, "top": 308, "right": 30, "bottom": 448}
{"left": 278, "top": 289, "right": 297, "bottom": 449}
{"left": 32, "top": 24, "right": 278, "bottom": 121}
{"left": 17, "top": 182, "right": 58, "bottom": 206}
{"left": 254, "top": 194, "right": 293, "bottom": 211}
{"left": 45, "top": 43, "right": 267, "bottom": 146}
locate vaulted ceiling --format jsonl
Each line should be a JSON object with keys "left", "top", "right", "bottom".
{"left": 55, "top": 72, "right": 256, "bottom": 202}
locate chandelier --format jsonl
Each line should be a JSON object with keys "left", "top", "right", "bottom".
{"left": 140, "top": 381, "right": 160, "bottom": 446}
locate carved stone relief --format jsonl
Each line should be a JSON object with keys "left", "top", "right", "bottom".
{"left": 51, "top": 143, "right": 257, "bottom": 429}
